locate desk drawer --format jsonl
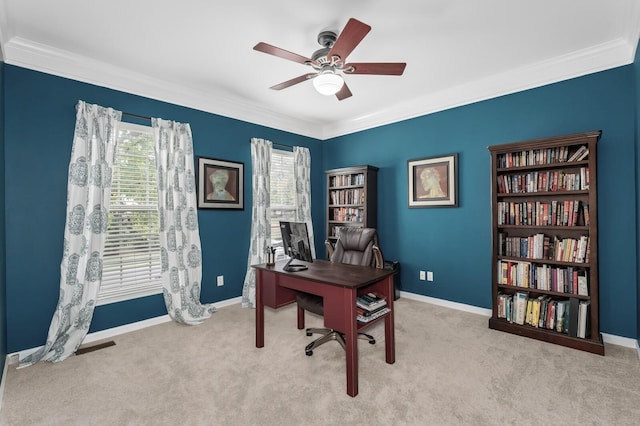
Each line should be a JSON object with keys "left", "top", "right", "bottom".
{"left": 259, "top": 270, "right": 297, "bottom": 308}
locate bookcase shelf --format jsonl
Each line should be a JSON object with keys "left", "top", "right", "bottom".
{"left": 488, "top": 131, "right": 604, "bottom": 355}
{"left": 325, "top": 165, "right": 378, "bottom": 247}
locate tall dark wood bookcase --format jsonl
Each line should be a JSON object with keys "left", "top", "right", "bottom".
{"left": 488, "top": 131, "right": 604, "bottom": 355}
{"left": 325, "top": 165, "right": 378, "bottom": 247}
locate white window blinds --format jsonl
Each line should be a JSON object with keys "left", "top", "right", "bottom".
{"left": 99, "top": 122, "right": 162, "bottom": 305}
{"left": 270, "top": 149, "right": 297, "bottom": 258}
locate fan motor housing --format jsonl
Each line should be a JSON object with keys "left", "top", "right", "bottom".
{"left": 312, "top": 31, "right": 337, "bottom": 64}
{"left": 317, "top": 31, "right": 337, "bottom": 48}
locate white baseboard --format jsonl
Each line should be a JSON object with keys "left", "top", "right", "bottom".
{"left": 601, "top": 332, "right": 640, "bottom": 350}
{"left": 399, "top": 291, "right": 640, "bottom": 354}
{"left": 399, "top": 291, "right": 493, "bottom": 317}
{"left": 0, "top": 354, "right": 8, "bottom": 414}
{"left": 8, "top": 296, "right": 243, "bottom": 364}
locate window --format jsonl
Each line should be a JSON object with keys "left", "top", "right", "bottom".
{"left": 270, "top": 149, "right": 297, "bottom": 258}
{"left": 98, "top": 122, "right": 162, "bottom": 305}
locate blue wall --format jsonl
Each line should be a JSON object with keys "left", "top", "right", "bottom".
{"left": 4, "top": 57, "right": 640, "bottom": 354}
{"left": 0, "top": 61, "right": 7, "bottom": 374}
{"left": 3, "top": 65, "right": 323, "bottom": 353}
{"left": 323, "top": 64, "right": 638, "bottom": 339}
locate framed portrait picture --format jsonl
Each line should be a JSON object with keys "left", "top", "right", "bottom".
{"left": 197, "top": 157, "right": 244, "bottom": 210}
{"left": 408, "top": 153, "right": 458, "bottom": 208}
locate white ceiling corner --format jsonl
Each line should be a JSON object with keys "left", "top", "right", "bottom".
{"left": 1, "top": 1, "right": 639, "bottom": 140}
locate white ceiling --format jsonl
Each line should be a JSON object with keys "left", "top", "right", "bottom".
{"left": 1, "top": 1, "right": 639, "bottom": 140}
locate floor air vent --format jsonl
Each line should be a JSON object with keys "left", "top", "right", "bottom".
{"left": 75, "top": 340, "right": 116, "bottom": 355}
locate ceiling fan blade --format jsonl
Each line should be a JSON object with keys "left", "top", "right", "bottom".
{"left": 327, "top": 18, "right": 371, "bottom": 62}
{"left": 270, "top": 73, "right": 316, "bottom": 90}
{"left": 335, "top": 82, "right": 352, "bottom": 101}
{"left": 253, "top": 42, "right": 313, "bottom": 65}
{"left": 343, "top": 62, "right": 407, "bottom": 75}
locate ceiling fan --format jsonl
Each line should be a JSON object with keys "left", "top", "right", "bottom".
{"left": 253, "top": 18, "right": 406, "bottom": 101}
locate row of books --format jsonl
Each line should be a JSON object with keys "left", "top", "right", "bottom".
{"left": 330, "top": 207, "right": 364, "bottom": 223}
{"left": 498, "top": 233, "right": 590, "bottom": 264}
{"left": 496, "top": 144, "right": 588, "bottom": 168}
{"left": 356, "top": 292, "right": 390, "bottom": 323}
{"left": 496, "top": 168, "right": 589, "bottom": 194}
{"left": 497, "top": 292, "right": 590, "bottom": 338}
{"left": 496, "top": 200, "right": 589, "bottom": 227}
{"left": 499, "top": 232, "right": 547, "bottom": 259}
{"left": 329, "top": 189, "right": 366, "bottom": 205}
{"left": 497, "top": 260, "right": 589, "bottom": 295}
{"left": 329, "top": 173, "right": 365, "bottom": 188}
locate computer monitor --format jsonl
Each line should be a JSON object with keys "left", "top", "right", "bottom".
{"left": 279, "top": 221, "right": 313, "bottom": 272}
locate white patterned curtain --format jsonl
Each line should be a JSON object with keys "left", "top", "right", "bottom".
{"left": 242, "top": 138, "right": 272, "bottom": 308}
{"left": 152, "top": 118, "right": 215, "bottom": 324}
{"left": 293, "top": 146, "right": 316, "bottom": 258}
{"left": 21, "top": 101, "right": 121, "bottom": 367}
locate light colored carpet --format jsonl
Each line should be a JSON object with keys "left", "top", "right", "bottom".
{"left": 2, "top": 298, "right": 639, "bottom": 425}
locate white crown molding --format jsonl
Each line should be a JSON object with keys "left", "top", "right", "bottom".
{"left": 320, "top": 37, "right": 637, "bottom": 139}
{"left": 0, "top": 1, "right": 10, "bottom": 61}
{"left": 3, "top": 34, "right": 638, "bottom": 141}
{"left": 3, "top": 37, "right": 323, "bottom": 139}
{"left": 624, "top": 0, "right": 640, "bottom": 52}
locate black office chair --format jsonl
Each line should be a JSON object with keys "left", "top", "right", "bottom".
{"left": 296, "top": 227, "right": 384, "bottom": 356}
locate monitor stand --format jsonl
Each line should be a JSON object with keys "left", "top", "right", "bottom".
{"left": 283, "top": 256, "right": 308, "bottom": 272}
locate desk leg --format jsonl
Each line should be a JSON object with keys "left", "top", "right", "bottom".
{"left": 384, "top": 275, "right": 395, "bottom": 364}
{"left": 345, "top": 289, "right": 358, "bottom": 397}
{"left": 256, "top": 270, "right": 264, "bottom": 348}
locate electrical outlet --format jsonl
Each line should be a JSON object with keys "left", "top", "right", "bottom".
{"left": 427, "top": 271, "right": 434, "bottom": 281}
{"left": 419, "top": 270, "right": 426, "bottom": 280}
{"left": 217, "top": 275, "right": 224, "bottom": 286}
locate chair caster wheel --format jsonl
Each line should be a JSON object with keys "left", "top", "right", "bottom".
{"left": 306, "top": 350, "right": 313, "bottom": 356}
{"left": 369, "top": 339, "right": 376, "bottom": 345}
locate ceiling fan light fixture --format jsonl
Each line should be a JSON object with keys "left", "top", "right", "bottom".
{"left": 312, "top": 70, "right": 344, "bottom": 95}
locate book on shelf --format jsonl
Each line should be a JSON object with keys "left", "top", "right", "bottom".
{"left": 546, "top": 299, "right": 556, "bottom": 330}
{"left": 577, "top": 301, "right": 591, "bottom": 338}
{"left": 567, "top": 145, "right": 588, "bottom": 162}
{"left": 576, "top": 148, "right": 589, "bottom": 161}
{"left": 583, "top": 204, "right": 590, "bottom": 226}
{"left": 556, "top": 300, "right": 567, "bottom": 333}
{"left": 531, "top": 296, "right": 542, "bottom": 327}
{"left": 356, "top": 303, "right": 389, "bottom": 317}
{"left": 356, "top": 292, "right": 387, "bottom": 311}
{"left": 577, "top": 274, "right": 589, "bottom": 296}
{"left": 567, "top": 297, "right": 580, "bottom": 337}
{"left": 357, "top": 306, "right": 390, "bottom": 323}
{"left": 514, "top": 292, "right": 528, "bottom": 325}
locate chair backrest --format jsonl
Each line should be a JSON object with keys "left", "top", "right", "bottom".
{"left": 331, "top": 227, "right": 379, "bottom": 267}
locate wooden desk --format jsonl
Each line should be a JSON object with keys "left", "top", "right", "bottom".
{"left": 253, "top": 259, "right": 395, "bottom": 397}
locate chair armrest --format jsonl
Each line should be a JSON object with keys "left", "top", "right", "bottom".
{"left": 325, "top": 240, "right": 335, "bottom": 259}
{"left": 372, "top": 245, "right": 384, "bottom": 269}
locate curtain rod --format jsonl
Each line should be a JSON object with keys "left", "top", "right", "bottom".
{"left": 122, "top": 111, "right": 152, "bottom": 121}
{"left": 249, "top": 140, "right": 293, "bottom": 149}
{"left": 273, "top": 142, "right": 293, "bottom": 149}
{"left": 120, "top": 113, "right": 294, "bottom": 150}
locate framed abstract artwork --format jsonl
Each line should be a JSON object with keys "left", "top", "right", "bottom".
{"left": 408, "top": 153, "right": 458, "bottom": 208}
